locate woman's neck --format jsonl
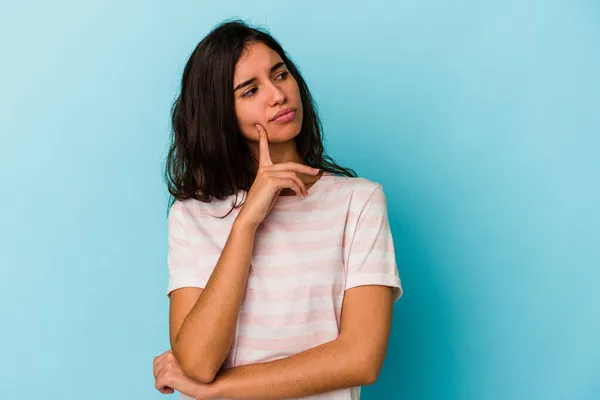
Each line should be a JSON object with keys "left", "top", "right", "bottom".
{"left": 247, "top": 139, "right": 321, "bottom": 195}
{"left": 248, "top": 138, "right": 301, "bottom": 165}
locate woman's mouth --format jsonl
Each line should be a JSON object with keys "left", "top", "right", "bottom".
{"left": 271, "top": 109, "right": 296, "bottom": 123}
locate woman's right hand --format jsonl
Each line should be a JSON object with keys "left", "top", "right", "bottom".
{"left": 236, "top": 124, "right": 320, "bottom": 230}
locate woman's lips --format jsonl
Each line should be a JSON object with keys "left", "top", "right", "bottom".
{"left": 272, "top": 110, "right": 296, "bottom": 123}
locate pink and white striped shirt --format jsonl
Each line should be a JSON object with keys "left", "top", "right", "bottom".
{"left": 166, "top": 172, "right": 403, "bottom": 399}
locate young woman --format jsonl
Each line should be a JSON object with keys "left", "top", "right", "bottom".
{"left": 153, "top": 19, "right": 403, "bottom": 400}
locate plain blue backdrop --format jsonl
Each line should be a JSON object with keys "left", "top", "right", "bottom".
{"left": 1, "top": 1, "right": 598, "bottom": 399}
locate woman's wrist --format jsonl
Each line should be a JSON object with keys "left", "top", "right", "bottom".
{"left": 233, "top": 213, "right": 259, "bottom": 234}
{"left": 192, "top": 376, "right": 225, "bottom": 400}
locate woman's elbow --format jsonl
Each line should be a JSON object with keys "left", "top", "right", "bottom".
{"left": 179, "top": 357, "right": 218, "bottom": 384}
{"left": 173, "top": 346, "right": 218, "bottom": 384}
{"left": 357, "top": 353, "right": 385, "bottom": 386}
{"left": 361, "top": 365, "right": 381, "bottom": 386}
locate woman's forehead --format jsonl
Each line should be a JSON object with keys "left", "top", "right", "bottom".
{"left": 235, "top": 42, "right": 283, "bottom": 77}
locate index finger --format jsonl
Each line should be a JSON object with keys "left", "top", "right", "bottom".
{"left": 256, "top": 124, "right": 273, "bottom": 166}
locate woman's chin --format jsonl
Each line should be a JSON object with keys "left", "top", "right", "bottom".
{"left": 266, "top": 120, "right": 302, "bottom": 142}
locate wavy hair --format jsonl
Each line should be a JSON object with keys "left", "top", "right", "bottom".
{"left": 164, "top": 18, "right": 356, "bottom": 216}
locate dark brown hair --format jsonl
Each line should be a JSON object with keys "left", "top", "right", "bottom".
{"left": 164, "top": 18, "right": 356, "bottom": 216}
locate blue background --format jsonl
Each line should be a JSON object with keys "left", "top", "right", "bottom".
{"left": 1, "top": 1, "right": 598, "bottom": 399}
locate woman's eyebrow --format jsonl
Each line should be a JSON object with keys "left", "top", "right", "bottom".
{"left": 234, "top": 61, "right": 285, "bottom": 92}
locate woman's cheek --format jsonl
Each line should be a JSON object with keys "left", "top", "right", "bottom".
{"left": 236, "top": 108, "right": 252, "bottom": 131}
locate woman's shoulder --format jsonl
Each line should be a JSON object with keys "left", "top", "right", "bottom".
{"left": 325, "top": 172, "right": 384, "bottom": 194}
{"left": 319, "top": 173, "right": 387, "bottom": 210}
{"left": 169, "top": 192, "right": 243, "bottom": 220}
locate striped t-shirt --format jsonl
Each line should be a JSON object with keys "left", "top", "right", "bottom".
{"left": 166, "top": 172, "right": 403, "bottom": 400}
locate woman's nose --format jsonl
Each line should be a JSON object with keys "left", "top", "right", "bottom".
{"left": 268, "top": 82, "right": 286, "bottom": 104}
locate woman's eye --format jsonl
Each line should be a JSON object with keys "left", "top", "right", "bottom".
{"left": 241, "top": 73, "right": 288, "bottom": 98}
{"left": 242, "top": 88, "right": 257, "bottom": 98}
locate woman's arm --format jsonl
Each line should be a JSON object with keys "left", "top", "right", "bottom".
{"left": 171, "top": 139, "right": 319, "bottom": 384}
{"left": 207, "top": 337, "right": 366, "bottom": 399}
{"left": 200, "top": 285, "right": 394, "bottom": 400}
{"left": 172, "top": 219, "right": 257, "bottom": 383}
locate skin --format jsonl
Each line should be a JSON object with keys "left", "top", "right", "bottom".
{"left": 156, "top": 42, "right": 323, "bottom": 391}
{"left": 233, "top": 41, "right": 320, "bottom": 195}
{"left": 154, "top": 41, "right": 396, "bottom": 398}
{"left": 154, "top": 130, "right": 395, "bottom": 398}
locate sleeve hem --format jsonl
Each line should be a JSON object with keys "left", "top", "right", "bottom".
{"left": 345, "top": 273, "right": 403, "bottom": 302}
{"left": 167, "top": 273, "right": 208, "bottom": 297}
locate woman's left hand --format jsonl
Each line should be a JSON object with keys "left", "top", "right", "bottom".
{"left": 153, "top": 349, "right": 216, "bottom": 399}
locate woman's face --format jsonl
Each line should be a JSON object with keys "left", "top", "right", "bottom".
{"left": 233, "top": 41, "right": 303, "bottom": 143}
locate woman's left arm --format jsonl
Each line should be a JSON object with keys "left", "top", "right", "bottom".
{"left": 206, "top": 284, "right": 394, "bottom": 400}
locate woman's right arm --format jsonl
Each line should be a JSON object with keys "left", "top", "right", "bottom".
{"left": 169, "top": 124, "right": 319, "bottom": 384}
{"left": 170, "top": 217, "right": 257, "bottom": 384}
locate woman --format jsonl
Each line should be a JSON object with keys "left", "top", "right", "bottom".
{"left": 153, "top": 19, "right": 403, "bottom": 400}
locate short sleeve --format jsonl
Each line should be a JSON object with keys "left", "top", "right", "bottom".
{"left": 344, "top": 184, "right": 403, "bottom": 302}
{"left": 166, "top": 201, "right": 212, "bottom": 297}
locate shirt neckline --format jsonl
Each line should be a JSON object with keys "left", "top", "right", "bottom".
{"left": 271, "top": 171, "right": 330, "bottom": 205}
